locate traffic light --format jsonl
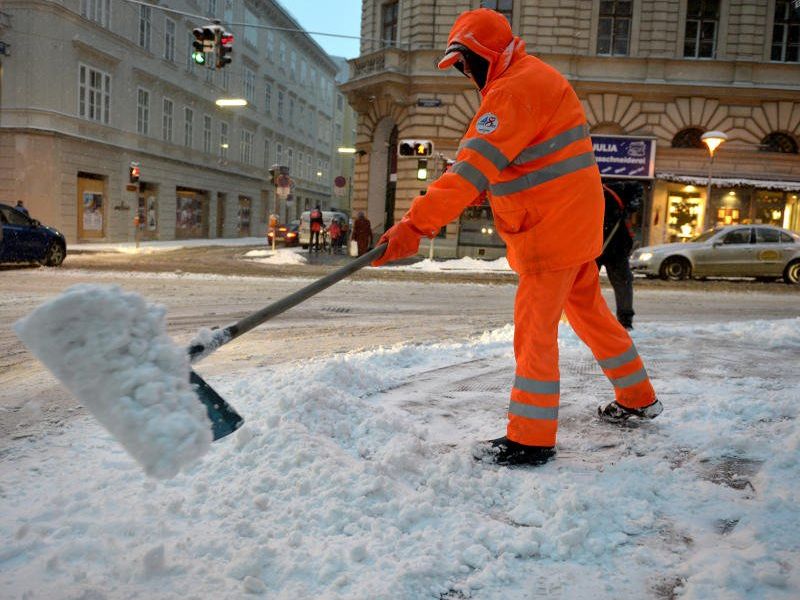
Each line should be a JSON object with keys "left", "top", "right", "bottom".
{"left": 398, "top": 139, "right": 433, "bottom": 157}
{"left": 129, "top": 162, "right": 141, "bottom": 184}
{"left": 416, "top": 159, "right": 428, "bottom": 181}
{"left": 191, "top": 26, "right": 215, "bottom": 65}
{"left": 216, "top": 31, "right": 234, "bottom": 69}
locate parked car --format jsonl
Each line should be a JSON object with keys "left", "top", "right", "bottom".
{"left": 298, "top": 210, "right": 348, "bottom": 248}
{"left": 631, "top": 224, "right": 800, "bottom": 284}
{"left": 0, "top": 202, "right": 67, "bottom": 266}
{"left": 267, "top": 219, "right": 300, "bottom": 246}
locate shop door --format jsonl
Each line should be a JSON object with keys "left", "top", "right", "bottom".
{"left": 238, "top": 196, "right": 251, "bottom": 237}
{"left": 137, "top": 184, "right": 159, "bottom": 240}
{"left": 216, "top": 192, "right": 226, "bottom": 238}
{"left": 77, "top": 175, "right": 106, "bottom": 240}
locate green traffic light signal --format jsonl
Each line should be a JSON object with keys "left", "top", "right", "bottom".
{"left": 192, "top": 51, "right": 206, "bottom": 65}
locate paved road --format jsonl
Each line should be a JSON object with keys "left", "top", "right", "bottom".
{"left": 1, "top": 246, "right": 797, "bottom": 443}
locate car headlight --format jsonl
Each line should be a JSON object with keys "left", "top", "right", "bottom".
{"left": 637, "top": 252, "right": 653, "bottom": 262}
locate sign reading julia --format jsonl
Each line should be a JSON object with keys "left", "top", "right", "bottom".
{"left": 591, "top": 135, "right": 656, "bottom": 179}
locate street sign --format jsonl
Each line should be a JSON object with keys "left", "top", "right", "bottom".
{"left": 591, "top": 135, "right": 656, "bottom": 179}
{"left": 334, "top": 175, "right": 346, "bottom": 188}
{"left": 417, "top": 98, "right": 442, "bottom": 108}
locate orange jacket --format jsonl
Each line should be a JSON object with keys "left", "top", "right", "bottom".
{"left": 407, "top": 9, "right": 603, "bottom": 273}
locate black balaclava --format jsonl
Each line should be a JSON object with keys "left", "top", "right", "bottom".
{"left": 453, "top": 46, "right": 490, "bottom": 90}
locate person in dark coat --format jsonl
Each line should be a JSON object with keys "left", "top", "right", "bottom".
{"left": 351, "top": 211, "right": 373, "bottom": 256}
{"left": 596, "top": 181, "right": 641, "bottom": 330}
{"left": 15, "top": 201, "right": 29, "bottom": 216}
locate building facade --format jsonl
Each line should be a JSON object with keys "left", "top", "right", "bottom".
{"left": 342, "top": 0, "right": 800, "bottom": 258}
{"left": 0, "top": 0, "right": 343, "bottom": 243}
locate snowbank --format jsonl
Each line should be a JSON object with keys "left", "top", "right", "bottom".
{"left": 13, "top": 284, "right": 212, "bottom": 479}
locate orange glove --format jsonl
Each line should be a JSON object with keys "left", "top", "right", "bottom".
{"left": 372, "top": 216, "right": 429, "bottom": 267}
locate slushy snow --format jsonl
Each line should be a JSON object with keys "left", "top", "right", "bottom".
{"left": 3, "top": 308, "right": 800, "bottom": 598}
{"left": 13, "top": 284, "right": 212, "bottom": 479}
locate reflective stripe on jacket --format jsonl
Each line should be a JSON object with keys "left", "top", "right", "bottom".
{"left": 407, "top": 46, "right": 603, "bottom": 274}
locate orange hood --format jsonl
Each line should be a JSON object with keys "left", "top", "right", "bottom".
{"left": 437, "top": 8, "right": 527, "bottom": 88}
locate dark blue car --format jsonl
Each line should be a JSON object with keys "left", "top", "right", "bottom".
{"left": 0, "top": 203, "right": 67, "bottom": 266}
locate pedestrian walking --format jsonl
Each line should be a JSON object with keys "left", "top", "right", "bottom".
{"left": 371, "top": 8, "right": 662, "bottom": 466}
{"left": 328, "top": 219, "right": 342, "bottom": 254}
{"left": 597, "top": 181, "right": 641, "bottom": 330}
{"left": 351, "top": 212, "right": 373, "bottom": 257}
{"left": 309, "top": 206, "right": 324, "bottom": 253}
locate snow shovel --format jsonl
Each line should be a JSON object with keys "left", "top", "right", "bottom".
{"left": 189, "top": 243, "right": 388, "bottom": 440}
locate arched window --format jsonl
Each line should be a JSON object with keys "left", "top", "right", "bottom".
{"left": 760, "top": 132, "right": 799, "bottom": 154}
{"left": 671, "top": 128, "right": 706, "bottom": 148}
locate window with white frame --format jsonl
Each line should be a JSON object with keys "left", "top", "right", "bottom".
{"left": 243, "top": 67, "right": 255, "bottom": 103}
{"left": 207, "top": 0, "right": 217, "bottom": 17}
{"left": 289, "top": 96, "right": 295, "bottom": 122}
{"left": 277, "top": 89, "right": 284, "bottom": 120}
{"left": 276, "top": 141, "right": 283, "bottom": 166}
{"left": 78, "top": 64, "right": 111, "bottom": 124}
{"left": 139, "top": 5, "right": 151, "bottom": 50}
{"left": 287, "top": 147, "right": 294, "bottom": 174}
{"left": 162, "top": 98, "right": 173, "bottom": 142}
{"left": 298, "top": 150, "right": 305, "bottom": 179}
{"left": 220, "top": 122, "right": 229, "bottom": 158}
{"left": 771, "top": 0, "right": 800, "bottom": 62}
{"left": 263, "top": 138, "right": 271, "bottom": 169}
{"left": 264, "top": 82, "right": 272, "bottom": 113}
{"left": 137, "top": 88, "right": 150, "bottom": 135}
{"left": 306, "top": 155, "right": 312, "bottom": 180}
{"left": 184, "top": 107, "right": 194, "bottom": 147}
{"left": 596, "top": 0, "right": 632, "bottom": 56}
{"left": 164, "top": 18, "right": 176, "bottom": 61}
{"left": 244, "top": 7, "right": 258, "bottom": 47}
{"left": 317, "top": 158, "right": 323, "bottom": 179}
{"left": 267, "top": 29, "right": 275, "bottom": 57}
{"left": 81, "top": 0, "right": 110, "bottom": 27}
{"left": 187, "top": 31, "right": 196, "bottom": 72}
{"left": 203, "top": 115, "right": 213, "bottom": 153}
{"left": 241, "top": 129, "right": 254, "bottom": 164}
{"left": 290, "top": 50, "right": 297, "bottom": 80}
{"left": 279, "top": 39, "right": 286, "bottom": 63}
{"left": 683, "top": 0, "right": 719, "bottom": 58}
{"left": 335, "top": 123, "right": 342, "bottom": 143}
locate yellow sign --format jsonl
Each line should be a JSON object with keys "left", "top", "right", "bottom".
{"left": 758, "top": 250, "right": 780, "bottom": 261}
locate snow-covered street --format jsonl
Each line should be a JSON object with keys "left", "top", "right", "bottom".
{"left": 1, "top": 264, "right": 799, "bottom": 599}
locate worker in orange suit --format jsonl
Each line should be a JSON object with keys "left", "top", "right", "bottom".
{"left": 372, "top": 8, "right": 662, "bottom": 466}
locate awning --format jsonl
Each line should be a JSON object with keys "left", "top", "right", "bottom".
{"left": 656, "top": 172, "right": 800, "bottom": 193}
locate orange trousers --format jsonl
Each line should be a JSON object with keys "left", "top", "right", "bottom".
{"left": 507, "top": 260, "right": 656, "bottom": 447}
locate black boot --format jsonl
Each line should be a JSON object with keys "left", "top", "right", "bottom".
{"left": 474, "top": 437, "right": 556, "bottom": 466}
{"left": 597, "top": 398, "right": 663, "bottom": 423}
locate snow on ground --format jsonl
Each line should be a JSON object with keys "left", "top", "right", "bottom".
{"left": 70, "top": 237, "right": 268, "bottom": 254}
{"left": 2, "top": 314, "right": 799, "bottom": 599}
{"left": 244, "top": 248, "right": 309, "bottom": 266}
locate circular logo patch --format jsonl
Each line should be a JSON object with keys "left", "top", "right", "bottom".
{"left": 476, "top": 113, "right": 499, "bottom": 134}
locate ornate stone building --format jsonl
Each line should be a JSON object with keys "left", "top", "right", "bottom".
{"left": 342, "top": 0, "right": 800, "bottom": 257}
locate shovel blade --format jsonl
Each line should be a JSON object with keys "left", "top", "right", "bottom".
{"left": 190, "top": 370, "right": 244, "bottom": 441}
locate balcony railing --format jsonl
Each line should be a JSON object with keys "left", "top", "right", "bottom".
{"left": 349, "top": 47, "right": 408, "bottom": 80}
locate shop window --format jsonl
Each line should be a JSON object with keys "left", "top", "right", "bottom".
{"left": 667, "top": 190, "right": 703, "bottom": 242}
{"left": 760, "top": 132, "right": 799, "bottom": 153}
{"left": 752, "top": 190, "right": 786, "bottom": 225}
{"left": 671, "top": 128, "right": 706, "bottom": 149}
{"left": 684, "top": 0, "right": 720, "bottom": 58}
{"left": 597, "top": 1, "right": 632, "bottom": 56}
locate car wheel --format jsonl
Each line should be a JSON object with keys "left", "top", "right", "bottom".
{"left": 659, "top": 257, "right": 691, "bottom": 281}
{"left": 783, "top": 260, "right": 800, "bottom": 285}
{"left": 42, "top": 242, "right": 66, "bottom": 267}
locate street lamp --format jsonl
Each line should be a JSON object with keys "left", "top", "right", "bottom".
{"left": 701, "top": 130, "right": 728, "bottom": 228}
{"left": 215, "top": 98, "right": 247, "bottom": 107}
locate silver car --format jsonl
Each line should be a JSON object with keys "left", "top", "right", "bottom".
{"left": 630, "top": 225, "right": 800, "bottom": 284}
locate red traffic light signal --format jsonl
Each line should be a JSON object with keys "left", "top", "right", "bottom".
{"left": 216, "top": 32, "right": 234, "bottom": 69}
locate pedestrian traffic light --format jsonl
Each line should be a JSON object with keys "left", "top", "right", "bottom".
{"left": 398, "top": 139, "right": 433, "bottom": 157}
{"left": 191, "top": 26, "right": 215, "bottom": 65}
{"left": 416, "top": 159, "right": 428, "bottom": 181}
{"left": 216, "top": 31, "right": 234, "bottom": 69}
{"left": 129, "top": 162, "right": 140, "bottom": 184}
